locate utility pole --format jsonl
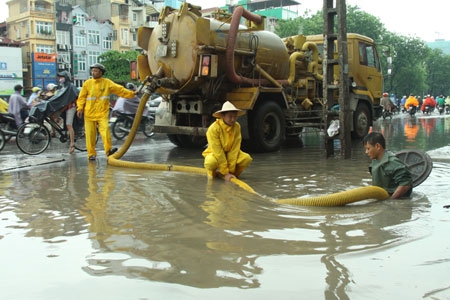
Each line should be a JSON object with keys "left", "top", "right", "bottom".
{"left": 323, "top": 0, "right": 351, "bottom": 158}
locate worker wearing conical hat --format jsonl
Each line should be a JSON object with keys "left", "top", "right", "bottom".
{"left": 202, "top": 101, "right": 252, "bottom": 181}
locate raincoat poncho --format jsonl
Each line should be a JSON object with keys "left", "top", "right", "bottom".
{"left": 29, "top": 82, "right": 78, "bottom": 122}
{"left": 202, "top": 118, "right": 252, "bottom": 177}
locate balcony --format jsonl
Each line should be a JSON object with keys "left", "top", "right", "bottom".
{"left": 19, "top": 7, "right": 55, "bottom": 19}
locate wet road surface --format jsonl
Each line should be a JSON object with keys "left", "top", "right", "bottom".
{"left": 1, "top": 112, "right": 450, "bottom": 300}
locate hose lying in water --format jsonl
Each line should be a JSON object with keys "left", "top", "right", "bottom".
{"left": 107, "top": 92, "right": 389, "bottom": 206}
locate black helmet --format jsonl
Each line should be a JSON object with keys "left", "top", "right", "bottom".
{"left": 57, "top": 70, "right": 71, "bottom": 81}
{"left": 14, "top": 84, "right": 23, "bottom": 91}
{"left": 125, "top": 83, "right": 135, "bottom": 90}
{"left": 90, "top": 63, "right": 106, "bottom": 74}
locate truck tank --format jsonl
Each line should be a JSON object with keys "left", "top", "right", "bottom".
{"left": 141, "top": 4, "right": 290, "bottom": 94}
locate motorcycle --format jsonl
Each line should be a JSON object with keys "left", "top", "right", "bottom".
{"left": 423, "top": 105, "right": 434, "bottom": 115}
{"left": 407, "top": 105, "right": 417, "bottom": 117}
{"left": 382, "top": 108, "right": 392, "bottom": 120}
{"left": 111, "top": 111, "right": 154, "bottom": 140}
{"left": 438, "top": 104, "right": 445, "bottom": 115}
{"left": 0, "top": 112, "right": 19, "bottom": 142}
{"left": 446, "top": 104, "right": 450, "bottom": 114}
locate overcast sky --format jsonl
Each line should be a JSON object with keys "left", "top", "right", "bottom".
{"left": 1, "top": 0, "right": 446, "bottom": 42}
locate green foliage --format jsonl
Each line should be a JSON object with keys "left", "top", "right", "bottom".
{"left": 425, "top": 48, "right": 450, "bottom": 96}
{"left": 346, "top": 5, "right": 386, "bottom": 40}
{"left": 274, "top": 4, "right": 449, "bottom": 96}
{"left": 98, "top": 50, "right": 140, "bottom": 84}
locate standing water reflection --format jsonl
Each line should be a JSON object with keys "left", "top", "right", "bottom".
{"left": 0, "top": 114, "right": 449, "bottom": 299}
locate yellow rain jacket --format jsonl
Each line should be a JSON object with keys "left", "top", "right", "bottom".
{"left": 202, "top": 118, "right": 251, "bottom": 176}
{"left": 77, "top": 77, "right": 135, "bottom": 121}
{"left": 0, "top": 98, "right": 8, "bottom": 113}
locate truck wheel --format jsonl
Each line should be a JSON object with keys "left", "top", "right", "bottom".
{"left": 352, "top": 104, "right": 370, "bottom": 139}
{"left": 248, "top": 101, "right": 285, "bottom": 152}
{"left": 167, "top": 134, "right": 206, "bottom": 148}
{"left": 167, "top": 134, "right": 183, "bottom": 146}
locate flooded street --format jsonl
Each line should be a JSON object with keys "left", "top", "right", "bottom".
{"left": 1, "top": 113, "right": 450, "bottom": 300}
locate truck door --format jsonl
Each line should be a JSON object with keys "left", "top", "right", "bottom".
{"left": 358, "top": 42, "right": 382, "bottom": 99}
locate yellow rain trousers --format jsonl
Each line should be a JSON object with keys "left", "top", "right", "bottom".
{"left": 202, "top": 119, "right": 252, "bottom": 177}
{"left": 77, "top": 77, "right": 135, "bottom": 157}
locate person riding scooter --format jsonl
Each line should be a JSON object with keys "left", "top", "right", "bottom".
{"left": 421, "top": 95, "right": 436, "bottom": 114}
{"left": 404, "top": 94, "right": 419, "bottom": 116}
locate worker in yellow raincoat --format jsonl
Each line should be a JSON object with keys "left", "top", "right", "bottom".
{"left": 202, "top": 101, "right": 252, "bottom": 181}
{"left": 76, "top": 63, "right": 135, "bottom": 160}
{"left": 0, "top": 97, "right": 8, "bottom": 113}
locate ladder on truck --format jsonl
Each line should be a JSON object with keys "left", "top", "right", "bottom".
{"left": 322, "top": 0, "right": 352, "bottom": 158}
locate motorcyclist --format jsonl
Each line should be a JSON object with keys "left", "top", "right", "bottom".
{"left": 436, "top": 95, "right": 445, "bottom": 107}
{"left": 404, "top": 94, "right": 419, "bottom": 114}
{"left": 27, "top": 86, "right": 42, "bottom": 106}
{"left": 380, "top": 92, "right": 393, "bottom": 112}
{"left": 112, "top": 83, "right": 148, "bottom": 117}
{"left": 421, "top": 95, "right": 436, "bottom": 113}
{"left": 400, "top": 95, "right": 407, "bottom": 112}
{"left": 445, "top": 96, "right": 450, "bottom": 106}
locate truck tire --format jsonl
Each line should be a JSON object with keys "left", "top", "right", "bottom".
{"left": 167, "top": 134, "right": 206, "bottom": 149}
{"left": 352, "top": 103, "right": 370, "bottom": 139}
{"left": 248, "top": 101, "right": 285, "bottom": 152}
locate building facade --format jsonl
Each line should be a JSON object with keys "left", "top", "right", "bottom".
{"left": 4, "top": 0, "right": 300, "bottom": 92}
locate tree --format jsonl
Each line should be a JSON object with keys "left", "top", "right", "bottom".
{"left": 274, "top": 4, "right": 441, "bottom": 96}
{"left": 381, "top": 33, "right": 429, "bottom": 96}
{"left": 275, "top": 5, "right": 386, "bottom": 39}
{"left": 98, "top": 50, "right": 140, "bottom": 84}
{"left": 424, "top": 48, "right": 450, "bottom": 96}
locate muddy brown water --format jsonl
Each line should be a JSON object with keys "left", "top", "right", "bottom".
{"left": 1, "top": 113, "right": 449, "bottom": 299}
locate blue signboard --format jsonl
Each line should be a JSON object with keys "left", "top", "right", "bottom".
{"left": 31, "top": 52, "right": 57, "bottom": 89}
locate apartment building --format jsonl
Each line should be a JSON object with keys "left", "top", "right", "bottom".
{"left": 4, "top": 0, "right": 160, "bottom": 91}
{"left": 3, "top": 0, "right": 299, "bottom": 92}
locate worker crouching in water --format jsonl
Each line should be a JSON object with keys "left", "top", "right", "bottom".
{"left": 202, "top": 101, "right": 253, "bottom": 181}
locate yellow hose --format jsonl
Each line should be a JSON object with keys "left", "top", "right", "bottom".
{"left": 275, "top": 186, "right": 389, "bottom": 206}
{"left": 107, "top": 90, "right": 389, "bottom": 206}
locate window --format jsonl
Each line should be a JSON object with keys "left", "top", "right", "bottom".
{"left": 366, "top": 46, "right": 378, "bottom": 68}
{"left": 102, "top": 36, "right": 112, "bottom": 49}
{"left": 56, "top": 30, "right": 71, "bottom": 45}
{"left": 87, "top": 30, "right": 100, "bottom": 45}
{"left": 74, "top": 13, "right": 86, "bottom": 26}
{"left": 79, "top": 55, "right": 87, "bottom": 72}
{"left": 36, "top": 21, "right": 52, "bottom": 35}
{"left": 88, "top": 51, "right": 101, "bottom": 66}
{"left": 36, "top": 44, "right": 54, "bottom": 54}
{"left": 74, "top": 34, "right": 86, "bottom": 47}
{"left": 58, "top": 53, "right": 70, "bottom": 63}
{"left": 359, "top": 42, "right": 380, "bottom": 71}
{"left": 120, "top": 28, "right": 129, "bottom": 46}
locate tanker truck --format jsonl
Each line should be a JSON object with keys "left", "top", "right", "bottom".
{"left": 135, "top": 2, "right": 384, "bottom": 152}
